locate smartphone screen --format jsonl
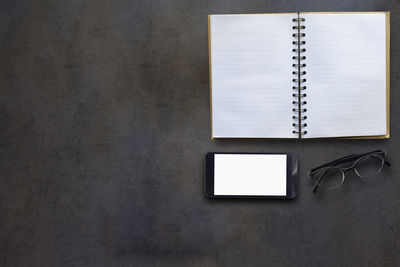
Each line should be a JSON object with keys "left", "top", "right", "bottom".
{"left": 213, "top": 154, "right": 287, "bottom": 196}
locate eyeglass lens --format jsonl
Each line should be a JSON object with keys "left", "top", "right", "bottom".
{"left": 313, "top": 168, "right": 345, "bottom": 190}
{"left": 354, "top": 154, "right": 384, "bottom": 178}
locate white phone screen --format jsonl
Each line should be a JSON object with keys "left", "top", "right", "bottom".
{"left": 214, "top": 154, "right": 287, "bottom": 196}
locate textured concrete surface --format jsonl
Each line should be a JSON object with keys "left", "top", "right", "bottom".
{"left": 0, "top": 0, "right": 399, "bottom": 266}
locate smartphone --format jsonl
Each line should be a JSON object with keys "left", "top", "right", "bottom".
{"left": 205, "top": 152, "right": 298, "bottom": 199}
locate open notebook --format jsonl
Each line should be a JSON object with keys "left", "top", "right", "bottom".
{"left": 209, "top": 12, "right": 390, "bottom": 139}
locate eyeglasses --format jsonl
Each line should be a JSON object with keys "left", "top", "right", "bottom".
{"left": 308, "top": 149, "right": 390, "bottom": 193}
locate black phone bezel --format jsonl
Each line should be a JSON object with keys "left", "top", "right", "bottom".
{"left": 205, "top": 152, "right": 298, "bottom": 199}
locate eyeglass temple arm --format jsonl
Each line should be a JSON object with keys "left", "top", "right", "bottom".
{"left": 312, "top": 169, "right": 329, "bottom": 193}
{"left": 309, "top": 154, "right": 359, "bottom": 173}
{"left": 312, "top": 181, "right": 319, "bottom": 193}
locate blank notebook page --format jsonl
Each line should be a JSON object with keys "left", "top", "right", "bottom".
{"left": 210, "top": 14, "right": 296, "bottom": 138}
{"left": 302, "top": 13, "right": 387, "bottom": 138}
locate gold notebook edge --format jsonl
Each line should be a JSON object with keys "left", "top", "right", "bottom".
{"left": 208, "top": 12, "right": 390, "bottom": 140}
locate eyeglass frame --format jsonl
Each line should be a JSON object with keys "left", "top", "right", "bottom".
{"left": 308, "top": 149, "right": 391, "bottom": 193}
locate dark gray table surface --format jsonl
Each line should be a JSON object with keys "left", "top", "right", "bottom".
{"left": 1, "top": 1, "right": 399, "bottom": 266}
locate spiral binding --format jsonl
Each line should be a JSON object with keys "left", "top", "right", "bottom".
{"left": 292, "top": 16, "right": 307, "bottom": 137}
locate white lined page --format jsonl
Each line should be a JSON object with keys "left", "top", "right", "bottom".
{"left": 301, "top": 13, "right": 388, "bottom": 138}
{"left": 210, "top": 14, "right": 296, "bottom": 138}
